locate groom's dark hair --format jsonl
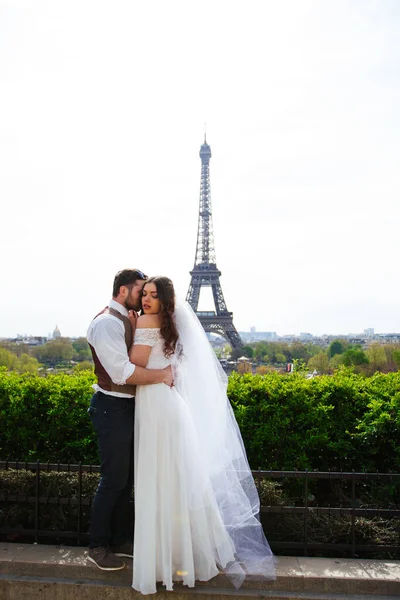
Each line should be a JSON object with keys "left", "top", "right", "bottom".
{"left": 112, "top": 269, "right": 148, "bottom": 297}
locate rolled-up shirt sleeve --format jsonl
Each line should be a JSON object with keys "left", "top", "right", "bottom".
{"left": 87, "top": 316, "right": 135, "bottom": 385}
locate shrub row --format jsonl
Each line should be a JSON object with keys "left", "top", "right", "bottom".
{"left": 0, "top": 368, "right": 399, "bottom": 471}
{"left": 0, "top": 369, "right": 97, "bottom": 463}
{"left": 228, "top": 369, "right": 400, "bottom": 472}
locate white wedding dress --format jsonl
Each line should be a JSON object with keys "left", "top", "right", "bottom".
{"left": 132, "top": 328, "right": 236, "bottom": 594}
{"left": 132, "top": 306, "right": 276, "bottom": 595}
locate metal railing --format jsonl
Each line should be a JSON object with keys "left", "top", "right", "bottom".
{"left": 0, "top": 461, "right": 399, "bottom": 556}
{"left": 255, "top": 469, "right": 400, "bottom": 556}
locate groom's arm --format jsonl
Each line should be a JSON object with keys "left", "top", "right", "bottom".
{"left": 125, "top": 365, "right": 173, "bottom": 386}
{"left": 88, "top": 316, "right": 173, "bottom": 387}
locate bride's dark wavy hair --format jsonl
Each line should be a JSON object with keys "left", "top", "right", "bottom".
{"left": 143, "top": 276, "right": 179, "bottom": 358}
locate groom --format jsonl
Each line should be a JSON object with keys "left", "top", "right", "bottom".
{"left": 87, "top": 268, "right": 173, "bottom": 571}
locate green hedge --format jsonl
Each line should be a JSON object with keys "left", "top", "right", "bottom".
{"left": 228, "top": 369, "right": 400, "bottom": 471}
{"left": 1, "top": 368, "right": 399, "bottom": 471}
{"left": 0, "top": 369, "right": 97, "bottom": 463}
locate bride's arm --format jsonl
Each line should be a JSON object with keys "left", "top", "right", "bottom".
{"left": 129, "top": 344, "right": 151, "bottom": 368}
{"left": 129, "top": 315, "right": 158, "bottom": 368}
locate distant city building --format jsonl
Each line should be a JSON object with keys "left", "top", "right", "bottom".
{"left": 240, "top": 331, "right": 278, "bottom": 342}
{"left": 348, "top": 337, "right": 367, "bottom": 346}
{"left": 300, "top": 332, "right": 313, "bottom": 341}
{"left": 376, "top": 333, "right": 400, "bottom": 343}
{"left": 238, "top": 329, "right": 400, "bottom": 348}
{"left": 53, "top": 325, "right": 61, "bottom": 339}
{"left": 281, "top": 334, "right": 296, "bottom": 342}
{"left": 10, "top": 335, "right": 47, "bottom": 346}
{"left": 237, "top": 356, "right": 252, "bottom": 374}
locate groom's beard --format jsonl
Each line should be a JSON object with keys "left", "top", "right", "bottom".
{"left": 125, "top": 294, "right": 141, "bottom": 312}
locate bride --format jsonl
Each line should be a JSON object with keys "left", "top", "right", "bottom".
{"left": 129, "top": 276, "right": 276, "bottom": 595}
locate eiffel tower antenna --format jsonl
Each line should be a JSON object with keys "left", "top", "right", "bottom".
{"left": 186, "top": 136, "right": 243, "bottom": 349}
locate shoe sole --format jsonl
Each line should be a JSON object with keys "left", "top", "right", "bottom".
{"left": 114, "top": 552, "right": 133, "bottom": 558}
{"left": 87, "top": 555, "right": 125, "bottom": 571}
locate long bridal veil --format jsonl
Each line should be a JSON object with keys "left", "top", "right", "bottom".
{"left": 173, "top": 301, "right": 276, "bottom": 587}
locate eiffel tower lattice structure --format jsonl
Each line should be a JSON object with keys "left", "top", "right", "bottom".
{"left": 186, "top": 136, "right": 243, "bottom": 349}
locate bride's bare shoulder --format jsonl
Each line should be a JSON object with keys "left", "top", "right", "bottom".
{"left": 136, "top": 314, "right": 160, "bottom": 329}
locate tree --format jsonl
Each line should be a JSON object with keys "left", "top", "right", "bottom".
{"left": 242, "top": 346, "right": 254, "bottom": 359}
{"left": 16, "top": 353, "right": 41, "bottom": 373}
{"left": 383, "top": 344, "right": 400, "bottom": 372}
{"left": 293, "top": 359, "right": 308, "bottom": 373}
{"left": 392, "top": 349, "right": 400, "bottom": 369}
{"left": 73, "top": 361, "right": 94, "bottom": 372}
{"left": 222, "top": 344, "right": 231, "bottom": 358}
{"left": 275, "top": 352, "right": 286, "bottom": 364}
{"left": 328, "top": 339, "right": 347, "bottom": 358}
{"left": 308, "top": 352, "right": 330, "bottom": 374}
{"left": 342, "top": 348, "right": 369, "bottom": 367}
{"left": 32, "top": 339, "right": 74, "bottom": 366}
{"left": 329, "top": 353, "right": 344, "bottom": 369}
{"left": 290, "top": 342, "right": 312, "bottom": 362}
{"left": 366, "top": 344, "right": 388, "bottom": 373}
{"left": 72, "top": 337, "right": 92, "bottom": 362}
{"left": 0, "top": 341, "right": 30, "bottom": 357}
{"left": 272, "top": 343, "right": 290, "bottom": 362}
{"left": 0, "top": 348, "right": 19, "bottom": 370}
{"left": 0, "top": 349, "right": 40, "bottom": 373}
{"left": 230, "top": 347, "right": 244, "bottom": 361}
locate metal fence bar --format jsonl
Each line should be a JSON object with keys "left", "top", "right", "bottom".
{"left": 259, "top": 506, "right": 400, "bottom": 516}
{"left": 304, "top": 469, "right": 308, "bottom": 556}
{"left": 0, "top": 528, "right": 90, "bottom": 540}
{"left": 0, "top": 496, "right": 92, "bottom": 506}
{"left": 254, "top": 470, "right": 400, "bottom": 481}
{"left": 0, "top": 462, "right": 399, "bottom": 553}
{"left": 0, "top": 461, "right": 101, "bottom": 473}
{"left": 351, "top": 470, "right": 356, "bottom": 558}
{"left": 2, "top": 496, "right": 399, "bottom": 516}
{"left": 1, "top": 462, "right": 398, "bottom": 480}
{"left": 78, "top": 462, "right": 82, "bottom": 545}
{"left": 34, "top": 460, "right": 39, "bottom": 543}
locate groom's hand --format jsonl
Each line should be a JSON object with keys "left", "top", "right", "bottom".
{"left": 127, "top": 310, "right": 139, "bottom": 331}
{"left": 162, "top": 365, "right": 174, "bottom": 388}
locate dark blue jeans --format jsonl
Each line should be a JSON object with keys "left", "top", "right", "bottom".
{"left": 88, "top": 391, "right": 135, "bottom": 549}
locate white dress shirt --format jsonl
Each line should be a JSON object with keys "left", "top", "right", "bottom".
{"left": 87, "top": 299, "right": 136, "bottom": 398}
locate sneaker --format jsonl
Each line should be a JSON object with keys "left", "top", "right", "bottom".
{"left": 110, "top": 541, "right": 134, "bottom": 558}
{"left": 87, "top": 546, "right": 125, "bottom": 571}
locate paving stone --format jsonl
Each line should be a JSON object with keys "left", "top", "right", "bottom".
{"left": 0, "top": 543, "right": 399, "bottom": 598}
{"left": 0, "top": 543, "right": 25, "bottom": 563}
{"left": 359, "top": 559, "right": 400, "bottom": 581}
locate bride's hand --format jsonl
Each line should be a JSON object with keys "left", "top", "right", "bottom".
{"left": 127, "top": 310, "right": 138, "bottom": 331}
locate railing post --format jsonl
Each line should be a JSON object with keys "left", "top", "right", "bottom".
{"left": 304, "top": 469, "right": 308, "bottom": 556}
{"left": 351, "top": 470, "right": 356, "bottom": 557}
{"left": 35, "top": 460, "right": 40, "bottom": 543}
{"left": 78, "top": 461, "right": 82, "bottom": 545}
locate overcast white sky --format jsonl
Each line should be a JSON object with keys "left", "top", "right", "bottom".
{"left": 1, "top": 0, "right": 399, "bottom": 338}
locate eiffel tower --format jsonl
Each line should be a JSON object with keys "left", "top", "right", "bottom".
{"left": 186, "top": 136, "right": 243, "bottom": 349}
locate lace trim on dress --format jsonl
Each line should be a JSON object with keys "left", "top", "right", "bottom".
{"left": 134, "top": 328, "right": 161, "bottom": 347}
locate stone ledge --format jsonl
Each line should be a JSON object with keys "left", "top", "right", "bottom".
{"left": 1, "top": 576, "right": 400, "bottom": 600}
{"left": 0, "top": 543, "right": 399, "bottom": 599}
